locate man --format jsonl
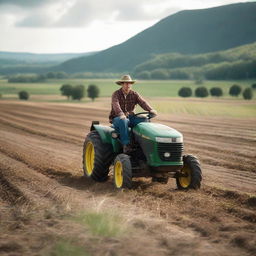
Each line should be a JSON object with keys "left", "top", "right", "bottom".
{"left": 109, "top": 75, "right": 157, "bottom": 153}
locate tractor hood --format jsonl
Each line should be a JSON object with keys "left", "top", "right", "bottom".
{"left": 133, "top": 123, "right": 183, "bottom": 143}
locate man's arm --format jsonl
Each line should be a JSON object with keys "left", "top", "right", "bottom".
{"left": 112, "top": 92, "right": 126, "bottom": 118}
{"left": 136, "top": 92, "right": 157, "bottom": 116}
{"left": 136, "top": 92, "right": 152, "bottom": 111}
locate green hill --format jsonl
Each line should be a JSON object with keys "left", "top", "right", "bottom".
{"left": 133, "top": 42, "right": 256, "bottom": 79}
{"left": 59, "top": 2, "right": 256, "bottom": 73}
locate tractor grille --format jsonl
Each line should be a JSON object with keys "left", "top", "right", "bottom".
{"left": 157, "top": 143, "right": 183, "bottom": 162}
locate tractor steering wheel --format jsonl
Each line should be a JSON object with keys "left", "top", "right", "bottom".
{"left": 134, "top": 111, "right": 156, "bottom": 119}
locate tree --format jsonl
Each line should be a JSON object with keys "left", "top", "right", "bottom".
{"left": 87, "top": 84, "right": 100, "bottom": 101}
{"left": 71, "top": 85, "right": 85, "bottom": 100}
{"left": 229, "top": 84, "right": 242, "bottom": 97}
{"left": 242, "top": 88, "right": 253, "bottom": 100}
{"left": 251, "top": 83, "right": 256, "bottom": 89}
{"left": 210, "top": 87, "right": 223, "bottom": 97}
{"left": 18, "top": 91, "right": 29, "bottom": 100}
{"left": 178, "top": 87, "right": 192, "bottom": 97}
{"left": 60, "top": 84, "right": 73, "bottom": 100}
{"left": 195, "top": 87, "right": 209, "bottom": 98}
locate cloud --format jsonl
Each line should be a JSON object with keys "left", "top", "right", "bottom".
{"left": 0, "top": 0, "right": 252, "bottom": 28}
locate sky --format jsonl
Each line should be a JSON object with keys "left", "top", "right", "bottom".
{"left": 0, "top": 0, "right": 254, "bottom": 53}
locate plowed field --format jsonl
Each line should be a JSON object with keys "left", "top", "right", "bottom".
{"left": 0, "top": 100, "right": 255, "bottom": 256}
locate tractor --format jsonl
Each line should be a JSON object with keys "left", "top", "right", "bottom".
{"left": 83, "top": 112, "right": 202, "bottom": 189}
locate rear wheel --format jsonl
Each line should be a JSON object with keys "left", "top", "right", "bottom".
{"left": 176, "top": 155, "right": 202, "bottom": 190}
{"left": 83, "top": 131, "right": 113, "bottom": 182}
{"left": 113, "top": 154, "right": 132, "bottom": 189}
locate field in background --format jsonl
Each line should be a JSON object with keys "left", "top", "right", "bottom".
{"left": 1, "top": 78, "right": 255, "bottom": 119}
{"left": 0, "top": 78, "right": 255, "bottom": 99}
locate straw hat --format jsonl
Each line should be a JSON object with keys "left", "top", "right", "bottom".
{"left": 116, "top": 75, "right": 136, "bottom": 85}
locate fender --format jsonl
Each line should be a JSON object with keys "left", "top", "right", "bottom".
{"left": 91, "top": 122, "right": 121, "bottom": 153}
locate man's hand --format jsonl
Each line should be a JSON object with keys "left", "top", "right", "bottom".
{"left": 120, "top": 114, "right": 126, "bottom": 120}
{"left": 150, "top": 109, "right": 157, "bottom": 116}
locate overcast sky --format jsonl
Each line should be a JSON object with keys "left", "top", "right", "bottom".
{"left": 0, "top": 0, "right": 254, "bottom": 53}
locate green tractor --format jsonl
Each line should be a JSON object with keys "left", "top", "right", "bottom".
{"left": 83, "top": 112, "right": 202, "bottom": 190}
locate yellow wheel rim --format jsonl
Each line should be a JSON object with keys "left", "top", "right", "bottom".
{"left": 85, "top": 141, "right": 95, "bottom": 176}
{"left": 179, "top": 166, "right": 192, "bottom": 188}
{"left": 114, "top": 160, "right": 123, "bottom": 188}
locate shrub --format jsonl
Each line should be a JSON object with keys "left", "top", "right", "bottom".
{"left": 229, "top": 84, "right": 242, "bottom": 97}
{"left": 251, "top": 83, "right": 256, "bottom": 89}
{"left": 87, "top": 84, "right": 99, "bottom": 101}
{"left": 178, "top": 87, "right": 192, "bottom": 97}
{"left": 195, "top": 87, "right": 209, "bottom": 98}
{"left": 18, "top": 91, "right": 29, "bottom": 100}
{"left": 60, "top": 84, "right": 73, "bottom": 100}
{"left": 242, "top": 88, "right": 253, "bottom": 100}
{"left": 71, "top": 85, "right": 85, "bottom": 100}
{"left": 210, "top": 87, "right": 223, "bottom": 97}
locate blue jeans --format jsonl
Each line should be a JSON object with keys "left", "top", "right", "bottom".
{"left": 112, "top": 115, "right": 147, "bottom": 145}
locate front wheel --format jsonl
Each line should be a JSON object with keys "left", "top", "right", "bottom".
{"left": 83, "top": 131, "right": 114, "bottom": 182}
{"left": 176, "top": 155, "right": 202, "bottom": 190}
{"left": 113, "top": 154, "right": 132, "bottom": 189}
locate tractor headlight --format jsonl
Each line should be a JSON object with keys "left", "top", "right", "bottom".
{"left": 156, "top": 137, "right": 183, "bottom": 143}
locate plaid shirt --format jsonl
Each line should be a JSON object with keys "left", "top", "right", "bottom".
{"left": 109, "top": 88, "right": 152, "bottom": 122}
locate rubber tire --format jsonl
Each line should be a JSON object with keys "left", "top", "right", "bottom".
{"left": 113, "top": 154, "right": 132, "bottom": 189}
{"left": 83, "top": 131, "right": 114, "bottom": 182}
{"left": 176, "top": 154, "right": 202, "bottom": 190}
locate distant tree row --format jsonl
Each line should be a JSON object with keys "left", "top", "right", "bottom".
{"left": 8, "top": 74, "right": 46, "bottom": 83}
{"left": 135, "top": 60, "right": 256, "bottom": 80}
{"left": 60, "top": 84, "right": 99, "bottom": 101}
{"left": 178, "top": 84, "right": 253, "bottom": 100}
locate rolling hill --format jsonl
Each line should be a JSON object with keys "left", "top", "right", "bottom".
{"left": 59, "top": 2, "right": 256, "bottom": 73}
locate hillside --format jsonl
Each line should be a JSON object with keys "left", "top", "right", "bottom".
{"left": 0, "top": 51, "right": 96, "bottom": 64}
{"left": 59, "top": 2, "right": 256, "bottom": 73}
{"left": 133, "top": 42, "right": 256, "bottom": 80}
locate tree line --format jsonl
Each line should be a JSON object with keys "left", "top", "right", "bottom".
{"left": 60, "top": 84, "right": 99, "bottom": 101}
{"left": 178, "top": 84, "right": 255, "bottom": 100}
{"left": 17, "top": 84, "right": 100, "bottom": 101}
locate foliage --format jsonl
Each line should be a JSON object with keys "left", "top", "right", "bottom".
{"left": 136, "top": 71, "right": 151, "bottom": 79}
{"left": 195, "top": 87, "right": 209, "bottom": 98}
{"left": 178, "top": 87, "right": 192, "bottom": 97}
{"left": 151, "top": 69, "right": 169, "bottom": 79}
{"left": 251, "top": 83, "right": 256, "bottom": 89}
{"left": 87, "top": 84, "right": 99, "bottom": 101}
{"left": 8, "top": 74, "right": 46, "bottom": 83}
{"left": 71, "top": 85, "right": 85, "bottom": 100}
{"left": 242, "top": 88, "right": 253, "bottom": 100}
{"left": 133, "top": 43, "right": 256, "bottom": 80}
{"left": 18, "top": 90, "right": 29, "bottom": 100}
{"left": 46, "top": 71, "right": 68, "bottom": 79}
{"left": 229, "top": 84, "right": 242, "bottom": 97}
{"left": 210, "top": 87, "right": 223, "bottom": 97}
{"left": 60, "top": 84, "right": 73, "bottom": 99}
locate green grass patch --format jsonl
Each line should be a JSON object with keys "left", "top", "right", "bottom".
{"left": 0, "top": 78, "right": 255, "bottom": 98}
{"left": 73, "top": 211, "right": 126, "bottom": 237}
{"left": 48, "top": 240, "right": 90, "bottom": 256}
{"left": 149, "top": 99, "right": 256, "bottom": 118}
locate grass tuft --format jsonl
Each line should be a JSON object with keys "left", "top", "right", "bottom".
{"left": 74, "top": 210, "right": 125, "bottom": 237}
{"left": 48, "top": 240, "right": 90, "bottom": 256}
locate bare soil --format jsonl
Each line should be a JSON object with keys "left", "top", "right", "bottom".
{"left": 0, "top": 100, "right": 255, "bottom": 256}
